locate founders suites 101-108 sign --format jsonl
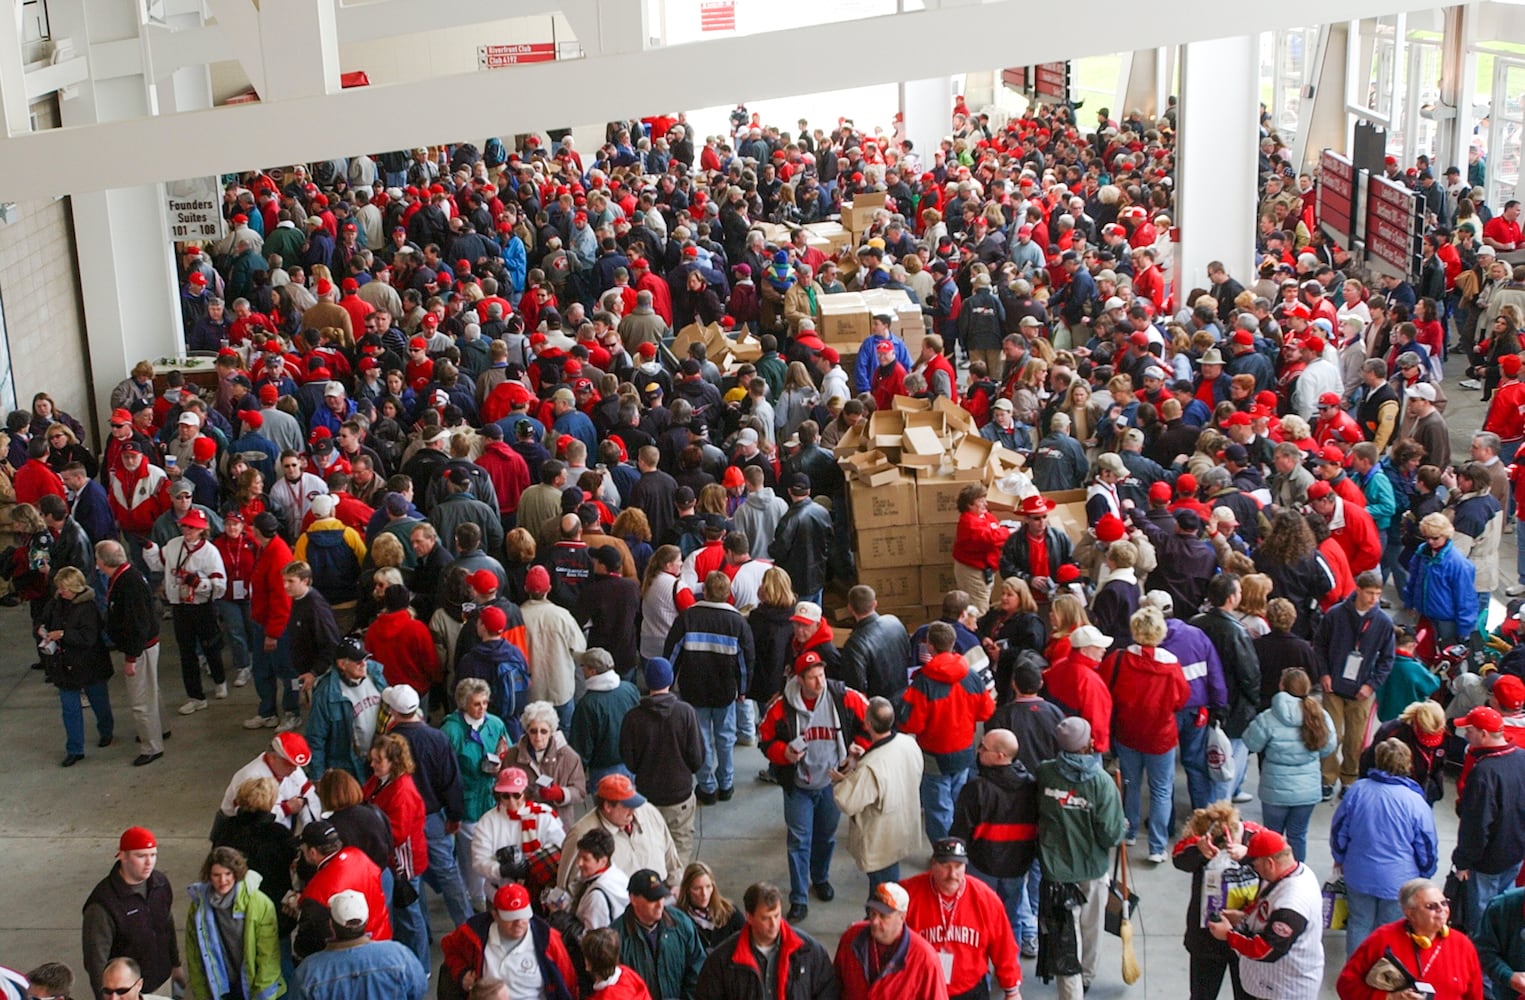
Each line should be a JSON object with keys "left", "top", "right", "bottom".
{"left": 1365, "top": 173, "right": 1418, "bottom": 279}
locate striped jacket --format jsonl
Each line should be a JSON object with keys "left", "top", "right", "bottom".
{"left": 950, "top": 760, "right": 1039, "bottom": 878}
{"left": 664, "top": 600, "right": 755, "bottom": 708}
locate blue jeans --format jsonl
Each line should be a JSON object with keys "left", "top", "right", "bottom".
{"left": 1176, "top": 709, "right": 1231, "bottom": 810}
{"left": 1116, "top": 744, "right": 1177, "bottom": 854}
{"left": 971, "top": 864, "right": 1038, "bottom": 947}
{"left": 867, "top": 864, "right": 900, "bottom": 895}
{"left": 1260, "top": 802, "right": 1316, "bottom": 862}
{"left": 920, "top": 768, "right": 970, "bottom": 845}
{"left": 422, "top": 810, "right": 472, "bottom": 927}
{"left": 782, "top": 785, "right": 838, "bottom": 905}
{"left": 1344, "top": 890, "right": 1402, "bottom": 957}
{"left": 1231, "top": 737, "right": 1250, "bottom": 797}
{"left": 736, "top": 698, "right": 757, "bottom": 742}
{"left": 250, "top": 621, "right": 296, "bottom": 718}
{"left": 389, "top": 873, "right": 429, "bottom": 971}
{"left": 1469, "top": 862, "right": 1524, "bottom": 933}
{"left": 217, "top": 600, "right": 253, "bottom": 672}
{"left": 694, "top": 703, "right": 737, "bottom": 794}
{"left": 60, "top": 683, "right": 114, "bottom": 757}
{"left": 554, "top": 700, "right": 573, "bottom": 733}
{"left": 1382, "top": 523, "right": 1407, "bottom": 593}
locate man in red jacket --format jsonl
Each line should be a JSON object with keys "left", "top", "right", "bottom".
{"left": 835, "top": 882, "right": 950, "bottom": 1000}
{"left": 245, "top": 512, "right": 295, "bottom": 730}
{"left": 1043, "top": 625, "right": 1115, "bottom": 753}
{"left": 474, "top": 423, "right": 530, "bottom": 528}
{"left": 12, "top": 436, "right": 64, "bottom": 505}
{"left": 1307, "top": 480, "right": 1381, "bottom": 574}
{"left": 903, "top": 838, "right": 1022, "bottom": 1000}
{"left": 899, "top": 622, "right": 996, "bottom": 845}
{"left": 294, "top": 819, "right": 392, "bottom": 960}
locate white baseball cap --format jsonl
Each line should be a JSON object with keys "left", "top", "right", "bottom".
{"left": 1070, "top": 625, "right": 1114, "bottom": 650}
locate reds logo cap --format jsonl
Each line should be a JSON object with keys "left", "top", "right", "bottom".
{"left": 271, "top": 731, "right": 312, "bottom": 767}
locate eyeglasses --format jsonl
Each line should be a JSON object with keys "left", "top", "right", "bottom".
{"left": 1412, "top": 900, "right": 1449, "bottom": 912}
{"left": 101, "top": 981, "right": 142, "bottom": 997}
{"left": 495, "top": 792, "right": 524, "bottom": 801}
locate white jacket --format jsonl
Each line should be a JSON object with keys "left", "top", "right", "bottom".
{"left": 522, "top": 598, "right": 586, "bottom": 706}
{"left": 144, "top": 536, "right": 227, "bottom": 605}
{"left": 471, "top": 801, "right": 566, "bottom": 890}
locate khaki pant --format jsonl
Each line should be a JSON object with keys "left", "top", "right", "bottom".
{"left": 952, "top": 561, "right": 994, "bottom": 614}
{"left": 658, "top": 794, "right": 697, "bottom": 867}
{"left": 124, "top": 642, "right": 165, "bottom": 755}
{"left": 969, "top": 348, "right": 1004, "bottom": 381}
{"left": 1322, "top": 691, "right": 1375, "bottom": 786}
{"left": 1057, "top": 876, "right": 1108, "bottom": 1000}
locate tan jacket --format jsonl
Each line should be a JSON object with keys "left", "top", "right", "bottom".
{"left": 833, "top": 732, "right": 925, "bottom": 872}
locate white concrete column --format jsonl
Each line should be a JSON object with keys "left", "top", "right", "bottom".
{"left": 901, "top": 77, "right": 952, "bottom": 176}
{"left": 256, "top": 0, "right": 339, "bottom": 101}
{"left": 1434, "top": 5, "right": 1476, "bottom": 176}
{"left": 1176, "top": 34, "right": 1259, "bottom": 298}
{"left": 1291, "top": 22, "right": 1352, "bottom": 175}
{"left": 1121, "top": 49, "right": 1161, "bottom": 120}
{"left": 0, "top": 0, "right": 30, "bottom": 135}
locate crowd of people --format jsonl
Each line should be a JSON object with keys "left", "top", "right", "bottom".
{"left": 3, "top": 92, "right": 1525, "bottom": 1000}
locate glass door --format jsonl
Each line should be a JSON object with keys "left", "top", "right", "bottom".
{"left": 1487, "top": 60, "right": 1525, "bottom": 206}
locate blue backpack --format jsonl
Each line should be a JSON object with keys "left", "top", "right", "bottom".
{"left": 303, "top": 528, "right": 360, "bottom": 604}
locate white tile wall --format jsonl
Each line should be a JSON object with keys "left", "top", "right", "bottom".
{"left": 0, "top": 98, "right": 92, "bottom": 444}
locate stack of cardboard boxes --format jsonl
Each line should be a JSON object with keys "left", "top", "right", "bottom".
{"left": 835, "top": 396, "right": 1028, "bottom": 630}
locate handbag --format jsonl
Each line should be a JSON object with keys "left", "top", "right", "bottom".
{"left": 1104, "top": 771, "right": 1140, "bottom": 937}
{"left": 1322, "top": 876, "right": 1349, "bottom": 930}
{"left": 1443, "top": 868, "right": 1470, "bottom": 934}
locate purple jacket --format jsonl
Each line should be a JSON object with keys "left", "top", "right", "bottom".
{"left": 1162, "top": 617, "right": 1227, "bottom": 710}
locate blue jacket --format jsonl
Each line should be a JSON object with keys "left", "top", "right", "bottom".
{"left": 1353, "top": 465, "right": 1398, "bottom": 531}
{"left": 1313, "top": 594, "right": 1396, "bottom": 699}
{"left": 306, "top": 660, "right": 388, "bottom": 779}
{"left": 455, "top": 637, "right": 531, "bottom": 724}
{"left": 1241, "top": 692, "right": 1337, "bottom": 806}
{"left": 1161, "top": 618, "right": 1228, "bottom": 710}
{"left": 1329, "top": 770, "right": 1438, "bottom": 899}
{"left": 289, "top": 938, "right": 426, "bottom": 1000}
{"left": 1403, "top": 541, "right": 1478, "bottom": 633}
{"left": 852, "top": 331, "right": 912, "bottom": 393}
{"left": 552, "top": 409, "right": 598, "bottom": 456}
{"left": 71, "top": 479, "right": 119, "bottom": 546}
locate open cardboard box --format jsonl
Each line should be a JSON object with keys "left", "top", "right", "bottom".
{"left": 832, "top": 423, "right": 865, "bottom": 458}
{"left": 842, "top": 190, "right": 887, "bottom": 233}
{"left": 819, "top": 292, "right": 871, "bottom": 342}
{"left": 935, "top": 396, "right": 975, "bottom": 435}
{"left": 804, "top": 221, "right": 851, "bottom": 254}
{"left": 867, "top": 409, "right": 905, "bottom": 448}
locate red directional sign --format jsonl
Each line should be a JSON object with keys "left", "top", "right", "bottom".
{"left": 1316, "top": 149, "right": 1354, "bottom": 247}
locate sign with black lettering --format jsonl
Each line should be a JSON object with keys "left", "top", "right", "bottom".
{"left": 166, "top": 177, "right": 223, "bottom": 241}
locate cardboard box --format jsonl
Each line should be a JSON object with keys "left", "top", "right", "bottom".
{"left": 832, "top": 423, "right": 865, "bottom": 458}
{"left": 1045, "top": 488, "right": 1089, "bottom": 544}
{"left": 857, "top": 565, "right": 921, "bottom": 606}
{"left": 672, "top": 321, "right": 719, "bottom": 359}
{"left": 921, "top": 563, "right": 959, "bottom": 603}
{"left": 901, "top": 425, "right": 944, "bottom": 456}
{"left": 726, "top": 332, "right": 763, "bottom": 363}
{"left": 935, "top": 396, "right": 975, "bottom": 435}
{"left": 953, "top": 434, "right": 994, "bottom": 471}
{"left": 842, "top": 191, "right": 887, "bottom": 234}
{"left": 867, "top": 409, "right": 905, "bottom": 448}
{"left": 848, "top": 477, "right": 917, "bottom": 527}
{"left": 920, "top": 521, "right": 958, "bottom": 561}
{"left": 855, "top": 527, "right": 923, "bottom": 569}
{"left": 842, "top": 449, "right": 904, "bottom": 488}
{"left": 804, "top": 221, "right": 851, "bottom": 254}
{"left": 818, "top": 292, "right": 871, "bottom": 343}
{"left": 916, "top": 478, "right": 967, "bottom": 525}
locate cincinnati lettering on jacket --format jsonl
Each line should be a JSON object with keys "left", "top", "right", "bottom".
{"left": 922, "top": 924, "right": 982, "bottom": 946}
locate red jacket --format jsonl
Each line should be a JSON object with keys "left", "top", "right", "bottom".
{"left": 591, "top": 967, "right": 651, "bottom": 1000}
{"left": 1043, "top": 651, "right": 1113, "bottom": 752}
{"left": 1330, "top": 472, "right": 1368, "bottom": 508}
{"left": 250, "top": 536, "right": 294, "bottom": 637}
{"left": 12, "top": 459, "right": 64, "bottom": 506}
{"left": 902, "top": 872, "right": 1021, "bottom": 995}
{"left": 1334, "top": 919, "right": 1482, "bottom": 1000}
{"left": 298, "top": 490, "right": 372, "bottom": 535}
{"left": 442, "top": 912, "right": 578, "bottom": 1000}
{"left": 300, "top": 847, "right": 392, "bottom": 943}
{"left": 362, "top": 772, "right": 429, "bottom": 877}
{"left": 1106, "top": 644, "right": 1190, "bottom": 754}
{"left": 364, "top": 609, "right": 441, "bottom": 691}
{"left": 1331, "top": 496, "right": 1382, "bottom": 575}
{"left": 1318, "top": 537, "right": 1356, "bottom": 611}
{"left": 952, "top": 510, "right": 1009, "bottom": 572}
{"left": 214, "top": 532, "right": 259, "bottom": 596}
{"left": 475, "top": 441, "right": 531, "bottom": 514}
{"left": 899, "top": 652, "right": 995, "bottom": 758}
{"left": 834, "top": 922, "right": 950, "bottom": 1000}
{"left": 1486, "top": 380, "right": 1525, "bottom": 443}
{"left": 921, "top": 352, "right": 960, "bottom": 403}
{"left": 870, "top": 363, "right": 907, "bottom": 411}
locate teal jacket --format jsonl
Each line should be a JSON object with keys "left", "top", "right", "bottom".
{"left": 1355, "top": 464, "right": 1398, "bottom": 532}
{"left": 185, "top": 873, "right": 284, "bottom": 1000}
{"left": 1376, "top": 652, "right": 1440, "bottom": 722}
{"left": 569, "top": 672, "right": 641, "bottom": 770}
{"left": 1241, "top": 692, "right": 1337, "bottom": 806}
{"left": 441, "top": 710, "right": 512, "bottom": 821}
{"left": 306, "top": 660, "right": 388, "bottom": 780}
{"left": 615, "top": 904, "right": 706, "bottom": 999}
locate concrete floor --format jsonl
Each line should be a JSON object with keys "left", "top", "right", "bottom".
{"left": 0, "top": 370, "right": 1491, "bottom": 998}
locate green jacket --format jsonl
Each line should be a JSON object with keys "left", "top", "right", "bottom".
{"left": 616, "top": 904, "right": 706, "bottom": 1000}
{"left": 1375, "top": 652, "right": 1439, "bottom": 722}
{"left": 1477, "top": 886, "right": 1525, "bottom": 996}
{"left": 185, "top": 872, "right": 284, "bottom": 1000}
{"left": 1036, "top": 753, "right": 1126, "bottom": 884}
{"left": 569, "top": 673, "right": 641, "bottom": 769}
{"left": 441, "top": 710, "right": 512, "bottom": 822}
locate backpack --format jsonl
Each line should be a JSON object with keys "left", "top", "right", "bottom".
{"left": 675, "top": 517, "right": 706, "bottom": 558}
{"left": 304, "top": 528, "right": 362, "bottom": 604}
{"left": 311, "top": 160, "right": 336, "bottom": 187}
{"left": 485, "top": 642, "right": 532, "bottom": 736}
{"left": 483, "top": 137, "right": 507, "bottom": 168}
{"left": 964, "top": 378, "right": 999, "bottom": 427}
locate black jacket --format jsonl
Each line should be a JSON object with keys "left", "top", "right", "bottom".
{"left": 286, "top": 589, "right": 341, "bottom": 678}
{"left": 694, "top": 922, "right": 838, "bottom": 1000}
{"left": 771, "top": 498, "right": 831, "bottom": 597}
{"left": 747, "top": 602, "right": 796, "bottom": 705}
{"left": 42, "top": 589, "right": 113, "bottom": 690}
{"left": 391, "top": 720, "right": 466, "bottom": 821}
{"left": 951, "top": 760, "right": 1040, "bottom": 877}
{"left": 999, "top": 525, "right": 1075, "bottom": 582}
{"left": 1454, "top": 743, "right": 1525, "bottom": 875}
{"left": 620, "top": 693, "right": 705, "bottom": 806}
{"left": 214, "top": 809, "right": 300, "bottom": 927}
{"left": 665, "top": 600, "right": 755, "bottom": 707}
{"left": 838, "top": 612, "right": 912, "bottom": 702}
{"left": 1189, "top": 608, "right": 1261, "bottom": 737}
{"left": 104, "top": 564, "right": 159, "bottom": 658}
{"left": 48, "top": 517, "right": 93, "bottom": 577}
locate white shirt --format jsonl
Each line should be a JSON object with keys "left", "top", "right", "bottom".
{"left": 218, "top": 753, "right": 322, "bottom": 828}
{"left": 484, "top": 924, "right": 543, "bottom": 1000}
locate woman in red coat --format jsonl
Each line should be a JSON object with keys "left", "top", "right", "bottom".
{"left": 363, "top": 583, "right": 441, "bottom": 692}
{"left": 1109, "top": 605, "right": 1191, "bottom": 862}
{"left": 951, "top": 484, "right": 1010, "bottom": 613}
{"left": 363, "top": 732, "right": 431, "bottom": 971}
{"left": 1335, "top": 877, "right": 1482, "bottom": 999}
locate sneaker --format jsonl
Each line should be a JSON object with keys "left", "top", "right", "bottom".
{"left": 787, "top": 902, "right": 808, "bottom": 921}
{"left": 1021, "top": 939, "right": 1039, "bottom": 959}
{"left": 177, "top": 699, "right": 208, "bottom": 716}
{"left": 276, "top": 713, "right": 303, "bottom": 732}
{"left": 1147, "top": 852, "right": 1168, "bottom": 864}
{"left": 735, "top": 735, "right": 756, "bottom": 747}
{"left": 1231, "top": 791, "right": 1254, "bottom": 804}
{"left": 1321, "top": 783, "right": 1335, "bottom": 802}
{"left": 243, "top": 714, "right": 279, "bottom": 730}
{"left": 695, "top": 789, "right": 717, "bottom": 806}
{"left": 812, "top": 881, "right": 834, "bottom": 902}
{"left": 717, "top": 786, "right": 734, "bottom": 802}
{"left": 1508, "top": 584, "right": 1525, "bottom": 597}
{"left": 233, "top": 668, "right": 252, "bottom": 688}
{"left": 1123, "top": 835, "right": 1137, "bottom": 846}
{"left": 756, "top": 768, "right": 778, "bottom": 784}
{"left": 1459, "top": 378, "right": 1483, "bottom": 389}
{"left": 213, "top": 682, "right": 228, "bottom": 700}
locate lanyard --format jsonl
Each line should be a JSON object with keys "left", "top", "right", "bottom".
{"left": 1411, "top": 936, "right": 1444, "bottom": 979}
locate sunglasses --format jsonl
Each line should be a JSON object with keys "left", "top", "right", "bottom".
{"left": 495, "top": 791, "right": 524, "bottom": 800}
{"left": 101, "top": 981, "right": 142, "bottom": 997}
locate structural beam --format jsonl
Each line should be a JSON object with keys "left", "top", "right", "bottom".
{"left": 0, "top": 0, "right": 1437, "bottom": 201}
{"left": 335, "top": 0, "right": 576, "bottom": 45}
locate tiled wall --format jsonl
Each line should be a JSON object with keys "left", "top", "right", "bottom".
{"left": 0, "top": 98, "right": 92, "bottom": 444}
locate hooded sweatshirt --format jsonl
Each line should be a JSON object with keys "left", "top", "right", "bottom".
{"left": 1036, "top": 751, "right": 1126, "bottom": 884}
{"left": 899, "top": 651, "right": 995, "bottom": 773}
{"left": 733, "top": 486, "right": 787, "bottom": 557}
